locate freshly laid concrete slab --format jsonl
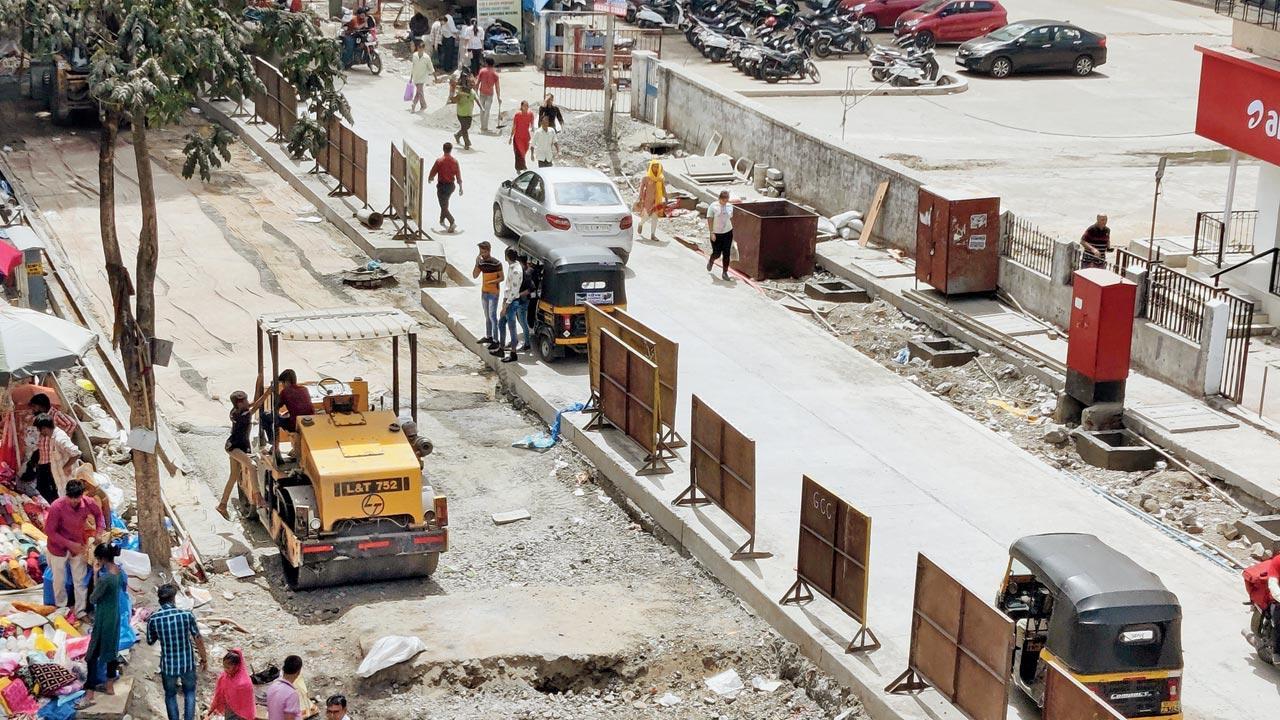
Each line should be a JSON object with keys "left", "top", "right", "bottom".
{"left": 851, "top": 256, "right": 915, "bottom": 279}
{"left": 491, "top": 508, "right": 531, "bottom": 525}
{"left": 78, "top": 676, "right": 134, "bottom": 719}
{"left": 1129, "top": 402, "right": 1240, "bottom": 434}
{"left": 347, "top": 585, "right": 689, "bottom": 662}
{"left": 970, "top": 312, "right": 1052, "bottom": 338}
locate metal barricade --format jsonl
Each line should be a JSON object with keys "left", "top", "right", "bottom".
{"left": 998, "top": 212, "right": 1054, "bottom": 277}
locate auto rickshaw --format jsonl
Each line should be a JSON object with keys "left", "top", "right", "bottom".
{"left": 997, "top": 533, "right": 1183, "bottom": 719}
{"left": 511, "top": 231, "right": 627, "bottom": 362}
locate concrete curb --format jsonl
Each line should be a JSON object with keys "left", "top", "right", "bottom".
{"left": 197, "top": 98, "right": 417, "bottom": 264}
{"left": 738, "top": 73, "right": 968, "bottom": 98}
{"left": 420, "top": 288, "right": 913, "bottom": 720}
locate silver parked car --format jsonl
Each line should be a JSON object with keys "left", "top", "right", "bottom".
{"left": 492, "top": 167, "right": 634, "bottom": 263}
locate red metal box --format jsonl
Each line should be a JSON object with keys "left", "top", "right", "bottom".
{"left": 914, "top": 187, "right": 1001, "bottom": 295}
{"left": 1067, "top": 268, "right": 1136, "bottom": 383}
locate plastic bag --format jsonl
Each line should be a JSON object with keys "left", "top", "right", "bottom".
{"left": 404, "top": 81, "right": 416, "bottom": 102}
{"left": 356, "top": 635, "right": 427, "bottom": 678}
{"left": 118, "top": 549, "right": 151, "bottom": 579}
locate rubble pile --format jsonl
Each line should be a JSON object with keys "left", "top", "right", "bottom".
{"left": 772, "top": 283, "right": 1255, "bottom": 564}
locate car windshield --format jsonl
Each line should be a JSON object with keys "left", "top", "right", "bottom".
{"left": 553, "top": 181, "right": 621, "bottom": 207}
{"left": 985, "top": 22, "right": 1034, "bottom": 42}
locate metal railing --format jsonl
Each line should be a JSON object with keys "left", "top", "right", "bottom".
{"left": 1210, "top": 246, "right": 1280, "bottom": 296}
{"left": 1222, "top": 292, "right": 1255, "bottom": 404}
{"left": 1147, "top": 264, "right": 1221, "bottom": 341}
{"left": 1193, "top": 209, "right": 1258, "bottom": 267}
{"left": 1111, "top": 247, "right": 1161, "bottom": 277}
{"left": 1215, "top": 0, "right": 1280, "bottom": 29}
{"left": 999, "top": 213, "right": 1055, "bottom": 277}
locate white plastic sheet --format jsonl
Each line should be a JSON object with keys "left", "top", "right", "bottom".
{"left": 357, "top": 635, "right": 428, "bottom": 678}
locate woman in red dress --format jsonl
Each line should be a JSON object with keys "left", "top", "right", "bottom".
{"left": 509, "top": 100, "right": 535, "bottom": 173}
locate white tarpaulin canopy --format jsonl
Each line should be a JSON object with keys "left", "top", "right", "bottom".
{"left": 0, "top": 304, "right": 96, "bottom": 377}
{"left": 258, "top": 307, "right": 417, "bottom": 342}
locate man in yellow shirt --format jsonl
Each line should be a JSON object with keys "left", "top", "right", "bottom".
{"left": 473, "top": 241, "right": 504, "bottom": 349}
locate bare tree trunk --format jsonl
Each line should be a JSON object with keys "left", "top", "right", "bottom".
{"left": 127, "top": 119, "right": 170, "bottom": 574}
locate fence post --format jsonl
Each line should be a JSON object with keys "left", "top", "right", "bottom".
{"left": 1124, "top": 266, "right": 1148, "bottom": 319}
{"left": 1050, "top": 238, "right": 1075, "bottom": 286}
{"left": 1200, "top": 298, "right": 1229, "bottom": 396}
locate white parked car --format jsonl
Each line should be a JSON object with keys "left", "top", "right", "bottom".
{"left": 492, "top": 167, "right": 634, "bottom": 263}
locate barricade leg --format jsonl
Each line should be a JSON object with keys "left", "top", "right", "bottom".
{"left": 731, "top": 535, "right": 771, "bottom": 561}
{"left": 847, "top": 625, "right": 880, "bottom": 653}
{"left": 779, "top": 577, "right": 815, "bottom": 605}
{"left": 885, "top": 668, "right": 928, "bottom": 694}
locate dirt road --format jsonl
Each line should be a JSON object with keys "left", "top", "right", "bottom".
{"left": 3, "top": 110, "right": 865, "bottom": 719}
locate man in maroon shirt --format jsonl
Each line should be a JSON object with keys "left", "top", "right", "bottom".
{"left": 275, "top": 369, "right": 314, "bottom": 433}
{"left": 428, "top": 143, "right": 463, "bottom": 233}
{"left": 44, "top": 479, "right": 105, "bottom": 617}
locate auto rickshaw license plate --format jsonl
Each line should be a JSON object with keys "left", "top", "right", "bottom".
{"left": 575, "top": 291, "right": 614, "bottom": 305}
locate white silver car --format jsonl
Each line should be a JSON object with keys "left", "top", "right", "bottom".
{"left": 492, "top": 167, "right": 634, "bottom": 263}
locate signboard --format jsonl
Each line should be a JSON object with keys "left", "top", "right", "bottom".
{"left": 592, "top": 0, "right": 627, "bottom": 16}
{"left": 1196, "top": 45, "right": 1280, "bottom": 167}
{"left": 476, "top": 0, "right": 522, "bottom": 36}
{"left": 404, "top": 143, "right": 423, "bottom": 225}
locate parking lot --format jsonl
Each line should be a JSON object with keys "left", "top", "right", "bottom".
{"left": 660, "top": 0, "right": 1252, "bottom": 242}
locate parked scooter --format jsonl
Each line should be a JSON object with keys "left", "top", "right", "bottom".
{"left": 868, "top": 35, "right": 933, "bottom": 82}
{"left": 883, "top": 51, "right": 939, "bottom": 86}
{"left": 628, "top": 0, "right": 682, "bottom": 27}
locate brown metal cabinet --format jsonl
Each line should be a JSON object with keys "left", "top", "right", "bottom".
{"left": 730, "top": 200, "right": 818, "bottom": 280}
{"left": 914, "top": 188, "right": 1001, "bottom": 295}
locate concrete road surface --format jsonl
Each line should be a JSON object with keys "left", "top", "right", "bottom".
{"left": 222, "top": 54, "right": 1274, "bottom": 719}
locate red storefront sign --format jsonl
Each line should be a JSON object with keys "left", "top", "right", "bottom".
{"left": 1197, "top": 46, "right": 1280, "bottom": 165}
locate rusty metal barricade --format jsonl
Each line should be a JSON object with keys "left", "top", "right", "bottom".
{"left": 591, "top": 328, "right": 670, "bottom": 474}
{"left": 585, "top": 304, "right": 681, "bottom": 454}
{"left": 672, "top": 395, "right": 768, "bottom": 560}
{"left": 543, "top": 51, "right": 634, "bottom": 113}
{"left": 778, "top": 476, "right": 877, "bottom": 651}
{"left": 1043, "top": 659, "right": 1125, "bottom": 720}
{"left": 250, "top": 57, "right": 297, "bottom": 143}
{"left": 319, "top": 117, "right": 370, "bottom": 207}
{"left": 385, "top": 143, "right": 425, "bottom": 241}
{"left": 886, "top": 554, "right": 1014, "bottom": 720}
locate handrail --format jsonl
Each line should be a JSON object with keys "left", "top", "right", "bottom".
{"left": 1210, "top": 247, "right": 1279, "bottom": 286}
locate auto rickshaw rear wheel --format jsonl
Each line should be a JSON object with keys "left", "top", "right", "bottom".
{"left": 536, "top": 329, "right": 563, "bottom": 362}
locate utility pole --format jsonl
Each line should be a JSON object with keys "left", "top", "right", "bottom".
{"left": 1147, "top": 155, "right": 1167, "bottom": 262}
{"left": 603, "top": 12, "right": 616, "bottom": 144}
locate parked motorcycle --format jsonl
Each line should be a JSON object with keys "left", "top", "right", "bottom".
{"left": 868, "top": 36, "right": 934, "bottom": 83}
{"left": 812, "top": 23, "right": 870, "bottom": 58}
{"left": 1250, "top": 603, "right": 1276, "bottom": 664}
{"left": 628, "top": 0, "right": 682, "bottom": 27}
{"left": 759, "top": 48, "right": 820, "bottom": 83}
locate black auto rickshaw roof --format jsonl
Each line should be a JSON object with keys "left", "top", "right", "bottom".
{"left": 516, "top": 232, "right": 624, "bottom": 270}
{"left": 1011, "top": 533, "right": 1182, "bottom": 673}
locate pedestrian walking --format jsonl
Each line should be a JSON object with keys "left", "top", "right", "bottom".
{"left": 428, "top": 142, "right": 463, "bottom": 232}
{"left": 706, "top": 190, "right": 735, "bottom": 280}
{"left": 463, "top": 18, "right": 484, "bottom": 75}
{"left": 493, "top": 247, "right": 526, "bottom": 363}
{"left": 476, "top": 57, "right": 501, "bottom": 134}
{"left": 409, "top": 40, "right": 435, "bottom": 113}
{"left": 635, "top": 160, "right": 666, "bottom": 242}
{"left": 453, "top": 73, "right": 475, "bottom": 150}
{"left": 1080, "top": 213, "right": 1111, "bottom": 269}
{"left": 266, "top": 655, "right": 304, "bottom": 720}
{"left": 84, "top": 544, "right": 123, "bottom": 701}
{"left": 31, "top": 413, "right": 79, "bottom": 502}
{"left": 325, "top": 695, "right": 351, "bottom": 720}
{"left": 509, "top": 100, "right": 534, "bottom": 172}
{"left": 439, "top": 12, "right": 458, "bottom": 72}
{"left": 539, "top": 94, "right": 565, "bottom": 131}
{"left": 530, "top": 116, "right": 558, "bottom": 168}
{"left": 473, "top": 241, "right": 504, "bottom": 348}
{"left": 428, "top": 15, "right": 443, "bottom": 66}
{"left": 205, "top": 649, "right": 256, "bottom": 720}
{"left": 217, "top": 390, "right": 265, "bottom": 520}
{"left": 44, "top": 479, "right": 104, "bottom": 617}
{"left": 147, "top": 583, "right": 208, "bottom": 720}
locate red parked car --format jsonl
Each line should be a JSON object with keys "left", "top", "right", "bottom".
{"left": 894, "top": 0, "right": 1008, "bottom": 48}
{"left": 842, "top": 0, "right": 925, "bottom": 33}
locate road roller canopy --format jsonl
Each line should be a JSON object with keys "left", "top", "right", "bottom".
{"left": 257, "top": 307, "right": 417, "bottom": 341}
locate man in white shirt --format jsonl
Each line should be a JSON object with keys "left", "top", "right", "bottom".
{"left": 325, "top": 695, "right": 351, "bottom": 720}
{"left": 428, "top": 17, "right": 443, "bottom": 66}
{"left": 530, "top": 116, "right": 558, "bottom": 167}
{"left": 493, "top": 246, "right": 525, "bottom": 363}
{"left": 706, "top": 190, "right": 735, "bottom": 280}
